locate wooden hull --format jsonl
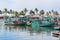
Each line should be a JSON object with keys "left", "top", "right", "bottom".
{"left": 54, "top": 27, "right": 60, "bottom": 30}
{"left": 5, "top": 22, "right": 26, "bottom": 26}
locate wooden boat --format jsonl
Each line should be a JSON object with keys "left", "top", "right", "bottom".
{"left": 5, "top": 19, "right": 27, "bottom": 26}
{"left": 39, "top": 16, "right": 56, "bottom": 27}
{"left": 30, "top": 20, "right": 56, "bottom": 27}
{"left": 39, "top": 22, "right": 56, "bottom": 27}
{"left": 5, "top": 16, "right": 28, "bottom": 26}
{"left": 42, "top": 16, "right": 51, "bottom": 21}
{"left": 54, "top": 27, "right": 60, "bottom": 30}
{"left": 5, "top": 22, "right": 26, "bottom": 26}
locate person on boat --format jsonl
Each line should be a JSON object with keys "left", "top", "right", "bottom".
{"left": 27, "top": 20, "right": 31, "bottom": 26}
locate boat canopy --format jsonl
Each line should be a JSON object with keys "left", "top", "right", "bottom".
{"left": 42, "top": 16, "right": 52, "bottom": 21}
{"left": 19, "top": 17, "right": 28, "bottom": 21}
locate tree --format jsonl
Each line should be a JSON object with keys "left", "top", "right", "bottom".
{"left": 24, "top": 8, "right": 28, "bottom": 13}
{"left": 4, "top": 8, "right": 8, "bottom": 13}
{"left": 10, "top": 9, "right": 13, "bottom": 14}
{"left": 0, "top": 10, "right": 2, "bottom": 14}
{"left": 46, "top": 12, "right": 49, "bottom": 16}
{"left": 52, "top": 10, "right": 54, "bottom": 13}
{"left": 29, "top": 10, "right": 35, "bottom": 15}
{"left": 51, "top": 10, "right": 55, "bottom": 15}
{"left": 7, "top": 11, "right": 10, "bottom": 14}
{"left": 35, "top": 8, "right": 38, "bottom": 14}
{"left": 14, "top": 11, "right": 18, "bottom": 16}
{"left": 40, "top": 10, "right": 45, "bottom": 15}
{"left": 54, "top": 11, "right": 59, "bottom": 15}
{"left": 20, "top": 11, "right": 25, "bottom": 15}
{"left": 49, "top": 11, "right": 51, "bottom": 14}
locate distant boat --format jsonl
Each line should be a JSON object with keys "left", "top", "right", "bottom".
{"left": 54, "top": 27, "right": 60, "bottom": 30}
{"left": 29, "top": 19, "right": 56, "bottom": 27}
{"left": 5, "top": 22, "right": 26, "bottom": 26}
{"left": 5, "top": 16, "right": 28, "bottom": 26}
{"left": 5, "top": 19, "right": 27, "bottom": 26}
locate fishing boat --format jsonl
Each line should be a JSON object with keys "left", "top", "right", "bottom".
{"left": 5, "top": 22, "right": 26, "bottom": 26}
{"left": 54, "top": 27, "right": 60, "bottom": 30}
{"left": 18, "top": 16, "right": 28, "bottom": 25}
{"left": 5, "top": 16, "right": 28, "bottom": 26}
{"left": 27, "top": 16, "right": 40, "bottom": 26}
{"left": 5, "top": 19, "right": 27, "bottom": 26}
{"left": 31, "top": 20, "right": 55, "bottom": 27}
{"left": 28, "top": 16, "right": 56, "bottom": 27}
{"left": 39, "top": 22, "right": 56, "bottom": 27}
{"left": 39, "top": 16, "right": 56, "bottom": 27}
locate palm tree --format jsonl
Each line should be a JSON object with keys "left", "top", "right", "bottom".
{"left": 4, "top": 8, "right": 8, "bottom": 13}
{"left": 29, "top": 10, "right": 35, "bottom": 16}
{"left": 35, "top": 8, "right": 38, "bottom": 14}
{"left": 52, "top": 10, "right": 54, "bottom": 13}
{"left": 49, "top": 11, "right": 51, "bottom": 14}
{"left": 46, "top": 12, "right": 49, "bottom": 16}
{"left": 10, "top": 9, "right": 13, "bottom": 14}
{"left": 40, "top": 10, "right": 45, "bottom": 15}
{"left": 14, "top": 11, "right": 18, "bottom": 17}
{"left": 0, "top": 10, "right": 2, "bottom": 14}
{"left": 7, "top": 11, "right": 10, "bottom": 14}
{"left": 48, "top": 11, "right": 52, "bottom": 16}
{"left": 54, "top": 11, "right": 59, "bottom": 15}
{"left": 51, "top": 10, "right": 55, "bottom": 15}
{"left": 23, "top": 8, "right": 28, "bottom": 14}
{"left": 12, "top": 10, "right": 15, "bottom": 14}
{"left": 20, "top": 11, "right": 25, "bottom": 15}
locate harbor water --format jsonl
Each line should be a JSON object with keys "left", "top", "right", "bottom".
{"left": 0, "top": 19, "right": 60, "bottom": 40}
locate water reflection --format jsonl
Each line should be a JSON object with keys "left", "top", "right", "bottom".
{"left": 4, "top": 25, "right": 55, "bottom": 35}
{"left": 5, "top": 25, "right": 26, "bottom": 32}
{"left": 0, "top": 24, "right": 59, "bottom": 40}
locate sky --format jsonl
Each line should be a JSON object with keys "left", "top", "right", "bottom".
{"left": 0, "top": 0, "right": 60, "bottom": 13}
